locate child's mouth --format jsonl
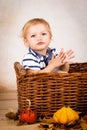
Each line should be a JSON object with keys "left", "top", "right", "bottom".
{"left": 37, "top": 42, "right": 44, "bottom": 45}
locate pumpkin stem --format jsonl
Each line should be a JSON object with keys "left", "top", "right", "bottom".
{"left": 26, "top": 99, "right": 31, "bottom": 109}
{"left": 64, "top": 105, "right": 69, "bottom": 108}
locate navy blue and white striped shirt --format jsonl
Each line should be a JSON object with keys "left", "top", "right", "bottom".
{"left": 22, "top": 48, "right": 58, "bottom": 70}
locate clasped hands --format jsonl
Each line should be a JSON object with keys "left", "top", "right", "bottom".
{"left": 50, "top": 48, "right": 75, "bottom": 67}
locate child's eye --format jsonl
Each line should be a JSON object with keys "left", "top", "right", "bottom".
{"left": 31, "top": 34, "right": 35, "bottom": 38}
{"left": 42, "top": 33, "right": 47, "bottom": 36}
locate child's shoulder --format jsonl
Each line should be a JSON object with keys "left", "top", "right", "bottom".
{"left": 22, "top": 49, "right": 37, "bottom": 60}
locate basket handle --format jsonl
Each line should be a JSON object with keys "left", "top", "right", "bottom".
{"left": 14, "top": 62, "right": 27, "bottom": 77}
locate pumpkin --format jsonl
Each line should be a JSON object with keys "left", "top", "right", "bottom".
{"left": 53, "top": 106, "right": 79, "bottom": 124}
{"left": 20, "top": 99, "right": 37, "bottom": 123}
{"left": 20, "top": 109, "right": 36, "bottom": 123}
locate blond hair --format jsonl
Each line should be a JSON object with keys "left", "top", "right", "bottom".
{"left": 21, "top": 18, "right": 52, "bottom": 40}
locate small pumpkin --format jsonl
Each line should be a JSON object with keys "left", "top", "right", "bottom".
{"left": 20, "top": 109, "right": 36, "bottom": 123}
{"left": 53, "top": 106, "right": 79, "bottom": 124}
{"left": 20, "top": 99, "right": 37, "bottom": 124}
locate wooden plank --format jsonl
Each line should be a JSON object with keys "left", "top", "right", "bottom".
{"left": 0, "top": 100, "right": 18, "bottom": 110}
{"left": 0, "top": 91, "right": 18, "bottom": 120}
{"left": 0, "top": 91, "right": 18, "bottom": 100}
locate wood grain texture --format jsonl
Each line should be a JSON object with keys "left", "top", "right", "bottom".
{"left": 0, "top": 91, "right": 18, "bottom": 120}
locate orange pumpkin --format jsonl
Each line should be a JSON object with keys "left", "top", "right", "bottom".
{"left": 20, "top": 99, "right": 37, "bottom": 124}
{"left": 20, "top": 109, "right": 36, "bottom": 123}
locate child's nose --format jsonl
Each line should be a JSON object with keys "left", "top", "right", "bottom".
{"left": 37, "top": 34, "right": 42, "bottom": 41}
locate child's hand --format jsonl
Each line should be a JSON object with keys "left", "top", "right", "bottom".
{"left": 63, "top": 49, "right": 75, "bottom": 63}
{"left": 49, "top": 48, "right": 66, "bottom": 67}
{"left": 46, "top": 49, "right": 75, "bottom": 73}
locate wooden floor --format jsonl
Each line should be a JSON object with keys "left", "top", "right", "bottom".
{"left": 0, "top": 90, "right": 18, "bottom": 120}
{"left": 0, "top": 90, "right": 87, "bottom": 130}
{"left": 0, "top": 90, "right": 39, "bottom": 130}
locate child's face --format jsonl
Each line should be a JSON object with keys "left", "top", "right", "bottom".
{"left": 24, "top": 24, "right": 52, "bottom": 55}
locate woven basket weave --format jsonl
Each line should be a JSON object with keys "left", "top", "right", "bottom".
{"left": 14, "top": 62, "right": 87, "bottom": 117}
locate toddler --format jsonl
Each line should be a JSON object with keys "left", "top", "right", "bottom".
{"left": 21, "top": 18, "right": 74, "bottom": 73}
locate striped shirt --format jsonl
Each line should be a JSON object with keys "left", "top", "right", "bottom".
{"left": 22, "top": 48, "right": 58, "bottom": 70}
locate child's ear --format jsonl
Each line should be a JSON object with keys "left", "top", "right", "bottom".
{"left": 24, "top": 38, "right": 29, "bottom": 47}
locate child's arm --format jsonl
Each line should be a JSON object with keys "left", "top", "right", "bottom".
{"left": 27, "top": 49, "right": 67, "bottom": 73}
{"left": 27, "top": 49, "right": 75, "bottom": 73}
{"left": 58, "top": 62, "right": 69, "bottom": 72}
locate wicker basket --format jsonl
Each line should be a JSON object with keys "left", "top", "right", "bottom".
{"left": 14, "top": 62, "right": 87, "bottom": 117}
